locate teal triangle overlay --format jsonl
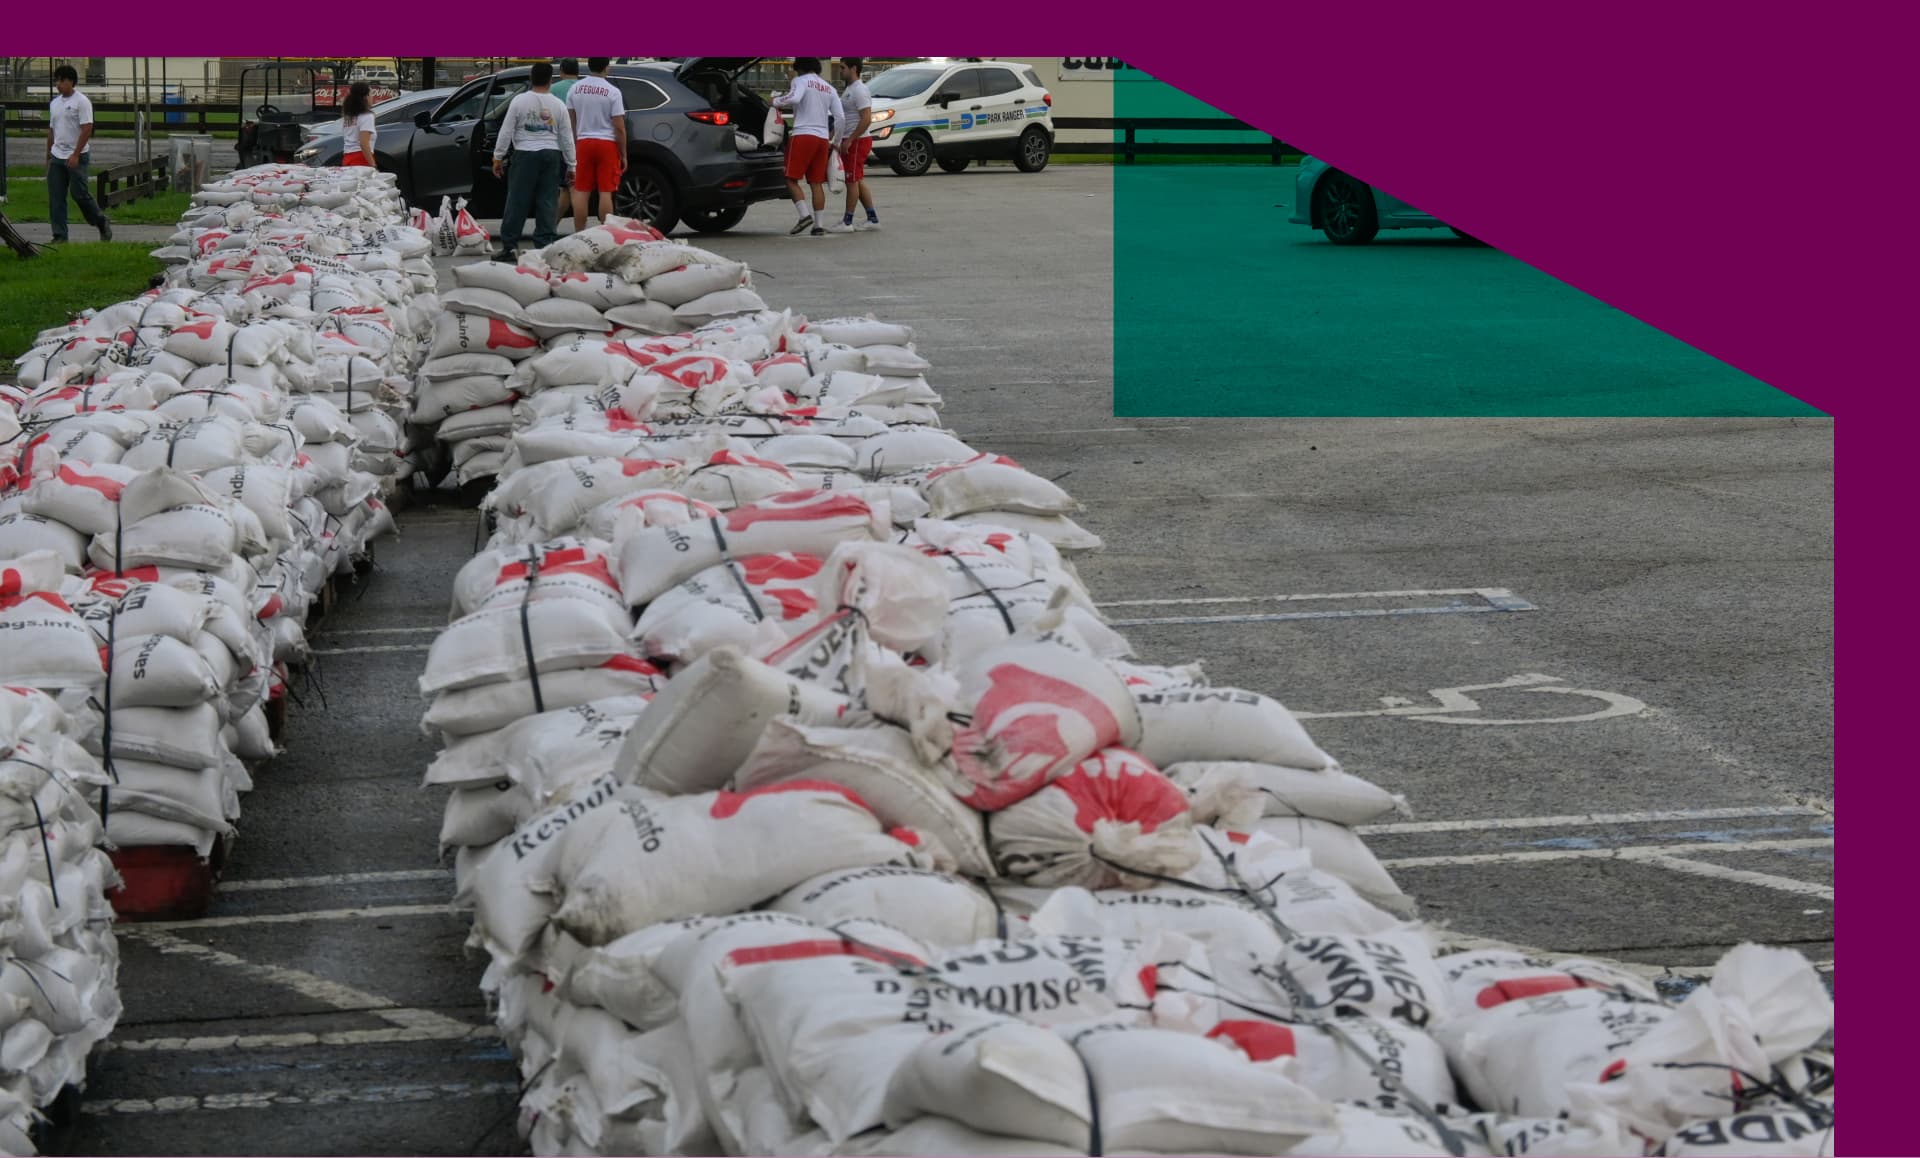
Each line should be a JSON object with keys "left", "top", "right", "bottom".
{"left": 1111, "top": 77, "right": 1824, "bottom": 418}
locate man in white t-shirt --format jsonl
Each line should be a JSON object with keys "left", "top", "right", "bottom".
{"left": 45, "top": 64, "right": 112, "bottom": 243}
{"left": 824, "top": 58, "right": 879, "bottom": 233}
{"left": 565, "top": 58, "right": 629, "bottom": 234}
{"left": 771, "top": 58, "right": 847, "bottom": 237}
{"left": 491, "top": 62, "right": 576, "bottom": 259}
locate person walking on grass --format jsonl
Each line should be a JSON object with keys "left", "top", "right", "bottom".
{"left": 824, "top": 58, "right": 878, "bottom": 233}
{"left": 566, "top": 58, "right": 628, "bottom": 234}
{"left": 492, "top": 62, "right": 575, "bottom": 261}
{"left": 45, "top": 64, "right": 111, "bottom": 243}
{"left": 338, "top": 81, "right": 377, "bottom": 168}
{"left": 771, "top": 58, "right": 845, "bottom": 237}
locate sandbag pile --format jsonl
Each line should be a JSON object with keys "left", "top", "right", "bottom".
{"left": 0, "top": 163, "right": 423, "bottom": 861}
{"left": 419, "top": 232, "right": 1835, "bottom": 1156}
{"left": 0, "top": 687, "right": 125, "bottom": 1155}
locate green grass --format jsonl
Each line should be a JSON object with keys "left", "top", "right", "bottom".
{"left": 1055, "top": 153, "right": 1304, "bottom": 165}
{"left": 1, "top": 244, "right": 165, "bottom": 374}
{"left": 4, "top": 169, "right": 193, "bottom": 225}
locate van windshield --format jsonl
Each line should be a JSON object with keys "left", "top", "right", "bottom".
{"left": 869, "top": 68, "right": 942, "bottom": 99}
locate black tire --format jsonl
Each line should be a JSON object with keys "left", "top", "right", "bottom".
{"left": 1014, "top": 126, "right": 1052, "bottom": 173}
{"left": 889, "top": 131, "right": 934, "bottom": 176}
{"left": 614, "top": 163, "right": 679, "bottom": 233}
{"left": 937, "top": 156, "right": 971, "bottom": 174}
{"left": 1450, "top": 226, "right": 1487, "bottom": 245}
{"left": 1315, "top": 170, "right": 1379, "bottom": 244}
{"left": 685, "top": 206, "right": 749, "bottom": 234}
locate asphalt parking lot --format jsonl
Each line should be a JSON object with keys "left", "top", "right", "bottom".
{"left": 69, "top": 163, "right": 1831, "bottom": 1154}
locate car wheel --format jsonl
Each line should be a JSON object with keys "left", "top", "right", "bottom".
{"left": 1014, "top": 126, "right": 1052, "bottom": 173}
{"left": 685, "top": 206, "right": 748, "bottom": 234}
{"left": 937, "top": 156, "right": 971, "bottom": 174}
{"left": 1315, "top": 170, "right": 1379, "bottom": 244}
{"left": 614, "top": 164, "right": 678, "bottom": 233}
{"left": 890, "top": 132, "right": 934, "bottom": 176}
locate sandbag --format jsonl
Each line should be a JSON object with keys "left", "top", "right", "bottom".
{"left": 990, "top": 747, "right": 1200, "bottom": 889}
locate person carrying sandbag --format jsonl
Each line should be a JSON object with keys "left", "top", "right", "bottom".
{"left": 492, "top": 61, "right": 576, "bottom": 261}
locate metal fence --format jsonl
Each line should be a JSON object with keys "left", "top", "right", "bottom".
{"left": 1053, "top": 116, "right": 1297, "bottom": 163}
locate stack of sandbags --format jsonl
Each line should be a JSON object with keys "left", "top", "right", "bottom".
{"left": 419, "top": 230, "right": 1834, "bottom": 1157}
{"left": 1, "top": 164, "right": 428, "bottom": 872}
{"left": 0, "top": 687, "right": 125, "bottom": 1153}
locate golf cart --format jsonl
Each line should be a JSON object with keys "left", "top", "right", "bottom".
{"left": 234, "top": 61, "right": 358, "bottom": 168}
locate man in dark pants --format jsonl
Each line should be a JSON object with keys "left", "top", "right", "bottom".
{"left": 46, "top": 64, "right": 112, "bottom": 243}
{"left": 491, "top": 62, "right": 575, "bottom": 260}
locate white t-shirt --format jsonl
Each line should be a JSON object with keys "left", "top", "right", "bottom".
{"left": 840, "top": 78, "right": 873, "bottom": 139}
{"left": 776, "top": 73, "right": 844, "bottom": 141}
{"left": 342, "top": 112, "right": 376, "bottom": 151}
{"left": 566, "top": 76, "right": 626, "bottom": 142}
{"left": 495, "top": 91, "right": 576, "bottom": 165}
{"left": 49, "top": 91, "right": 94, "bottom": 160}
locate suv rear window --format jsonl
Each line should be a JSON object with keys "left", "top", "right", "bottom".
{"left": 980, "top": 68, "right": 1022, "bottom": 97}
{"left": 1023, "top": 67, "right": 1043, "bottom": 89}
{"left": 614, "top": 78, "right": 669, "bottom": 112}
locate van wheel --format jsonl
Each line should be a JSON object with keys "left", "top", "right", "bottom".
{"left": 1015, "top": 127, "right": 1052, "bottom": 172}
{"left": 937, "top": 157, "right": 971, "bottom": 173}
{"left": 890, "top": 132, "right": 934, "bottom": 176}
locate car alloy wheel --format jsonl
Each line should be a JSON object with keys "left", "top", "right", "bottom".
{"left": 893, "top": 132, "right": 933, "bottom": 176}
{"left": 1016, "top": 127, "right": 1051, "bottom": 172}
{"left": 1315, "top": 170, "right": 1379, "bottom": 245}
{"left": 614, "top": 166, "right": 675, "bottom": 231}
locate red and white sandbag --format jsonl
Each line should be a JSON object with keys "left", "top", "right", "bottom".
{"left": 989, "top": 747, "right": 1200, "bottom": 889}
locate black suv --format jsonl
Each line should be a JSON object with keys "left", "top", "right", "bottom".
{"left": 313, "top": 59, "right": 786, "bottom": 234}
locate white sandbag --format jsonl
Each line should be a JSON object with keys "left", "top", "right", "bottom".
{"left": 0, "top": 556, "right": 104, "bottom": 688}
{"left": 94, "top": 758, "right": 230, "bottom": 834}
{"left": 736, "top": 720, "right": 993, "bottom": 877}
{"left": 1134, "top": 686, "right": 1338, "bottom": 771}
{"left": 952, "top": 511, "right": 1104, "bottom": 553}
{"left": 418, "top": 600, "right": 638, "bottom": 695}
{"left": 616, "top": 648, "right": 850, "bottom": 795}
{"left": 96, "top": 703, "right": 226, "bottom": 770}
{"left": 412, "top": 375, "right": 518, "bottom": 423}
{"left": 768, "top": 866, "right": 1003, "bottom": 949}
{"left": 631, "top": 551, "right": 822, "bottom": 665}
{"left": 90, "top": 503, "right": 238, "bottom": 571}
{"left": 644, "top": 262, "right": 748, "bottom": 308}
{"left": 675, "top": 288, "right": 769, "bottom": 327}
{"left": 917, "top": 452, "right": 1080, "bottom": 518}
{"left": 451, "top": 261, "right": 554, "bottom": 306}
{"left": 804, "top": 317, "right": 914, "bottom": 348}
{"left": 757, "top": 433, "right": 859, "bottom": 471}
{"left": 19, "top": 462, "right": 139, "bottom": 535}
{"left": 0, "top": 513, "right": 88, "bottom": 571}
{"left": 551, "top": 782, "right": 929, "bottom": 946}
{"left": 1173, "top": 760, "right": 1407, "bottom": 827}
{"left": 436, "top": 404, "right": 517, "bottom": 442}
{"left": 990, "top": 747, "right": 1200, "bottom": 889}
{"left": 1660, "top": 1108, "right": 1834, "bottom": 1156}
{"left": 1434, "top": 987, "right": 1671, "bottom": 1121}
{"left": 603, "top": 300, "right": 682, "bottom": 335}
{"left": 440, "top": 287, "right": 534, "bottom": 327}
{"left": 425, "top": 695, "right": 647, "bottom": 799}
{"left": 119, "top": 417, "right": 250, "bottom": 473}
{"left": 106, "top": 633, "right": 223, "bottom": 708}
{"left": 1434, "top": 949, "right": 1665, "bottom": 1014}
{"left": 420, "top": 351, "right": 517, "bottom": 381}
{"left": 858, "top": 428, "right": 975, "bottom": 474}
{"left": 488, "top": 456, "right": 682, "bottom": 538}
{"left": 526, "top": 296, "right": 618, "bottom": 339}
{"left": 612, "top": 490, "right": 891, "bottom": 608}
{"left": 422, "top": 656, "right": 662, "bottom": 737}
{"left": 549, "top": 271, "right": 647, "bottom": 310}
{"left": 428, "top": 311, "right": 541, "bottom": 361}
{"left": 1224, "top": 814, "right": 1410, "bottom": 909}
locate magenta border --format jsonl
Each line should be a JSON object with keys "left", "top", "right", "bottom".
{"left": 6, "top": 5, "right": 1859, "bottom": 1150}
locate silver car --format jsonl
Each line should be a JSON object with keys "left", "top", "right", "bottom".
{"left": 1289, "top": 155, "right": 1476, "bottom": 245}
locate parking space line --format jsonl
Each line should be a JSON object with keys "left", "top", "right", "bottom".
{"left": 1100, "top": 586, "right": 1534, "bottom": 627}
{"left": 104, "top": 1019, "right": 497, "bottom": 1054}
{"left": 1381, "top": 836, "right": 1831, "bottom": 869}
{"left": 221, "top": 869, "right": 453, "bottom": 892}
{"left": 83, "top": 1080, "right": 518, "bottom": 1115}
{"left": 127, "top": 903, "right": 451, "bottom": 932}
{"left": 1357, "top": 805, "right": 1822, "bottom": 836}
{"left": 1632, "top": 852, "right": 1834, "bottom": 900}
{"left": 312, "top": 644, "right": 433, "bottom": 656}
{"left": 1099, "top": 587, "right": 1523, "bottom": 608}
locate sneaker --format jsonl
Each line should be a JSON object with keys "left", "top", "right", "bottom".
{"left": 823, "top": 221, "right": 856, "bottom": 233}
{"left": 98, "top": 219, "right": 113, "bottom": 242}
{"left": 856, "top": 218, "right": 881, "bottom": 231}
{"left": 810, "top": 226, "right": 827, "bottom": 237}
{"left": 789, "top": 217, "right": 813, "bottom": 236}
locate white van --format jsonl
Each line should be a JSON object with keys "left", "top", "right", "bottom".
{"left": 865, "top": 60, "right": 1055, "bottom": 176}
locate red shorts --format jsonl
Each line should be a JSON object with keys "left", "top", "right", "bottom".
{"left": 784, "top": 133, "right": 831, "bottom": 184}
{"left": 340, "top": 150, "right": 371, "bottom": 167}
{"left": 575, "top": 138, "right": 621, "bottom": 193}
{"left": 842, "top": 137, "right": 873, "bottom": 183}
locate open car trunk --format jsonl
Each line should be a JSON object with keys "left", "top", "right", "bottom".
{"left": 676, "top": 57, "right": 781, "bottom": 151}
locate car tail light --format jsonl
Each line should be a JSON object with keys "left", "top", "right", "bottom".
{"left": 1042, "top": 93, "right": 1052, "bottom": 107}
{"left": 686, "top": 110, "right": 731, "bottom": 126}
{"left": 722, "top": 179, "right": 747, "bottom": 190}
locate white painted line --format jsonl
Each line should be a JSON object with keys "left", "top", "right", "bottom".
{"left": 133, "top": 931, "right": 401, "bottom": 1017}
{"left": 1632, "top": 853, "right": 1834, "bottom": 900}
{"left": 1380, "top": 836, "right": 1832, "bottom": 870}
{"left": 1098, "top": 587, "right": 1515, "bottom": 608}
{"left": 126, "top": 903, "right": 451, "bottom": 932}
{"left": 1291, "top": 673, "right": 1644, "bottom": 726}
{"left": 104, "top": 1019, "right": 497, "bottom": 1054}
{"left": 311, "top": 643, "right": 433, "bottom": 656}
{"left": 84, "top": 1080, "right": 518, "bottom": 1115}
{"left": 967, "top": 425, "right": 1195, "bottom": 438}
{"left": 315, "top": 626, "right": 443, "bottom": 637}
{"left": 221, "top": 869, "right": 453, "bottom": 893}
{"left": 1356, "top": 805, "right": 1822, "bottom": 836}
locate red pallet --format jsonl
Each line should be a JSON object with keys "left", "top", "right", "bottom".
{"left": 107, "top": 842, "right": 223, "bottom": 921}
